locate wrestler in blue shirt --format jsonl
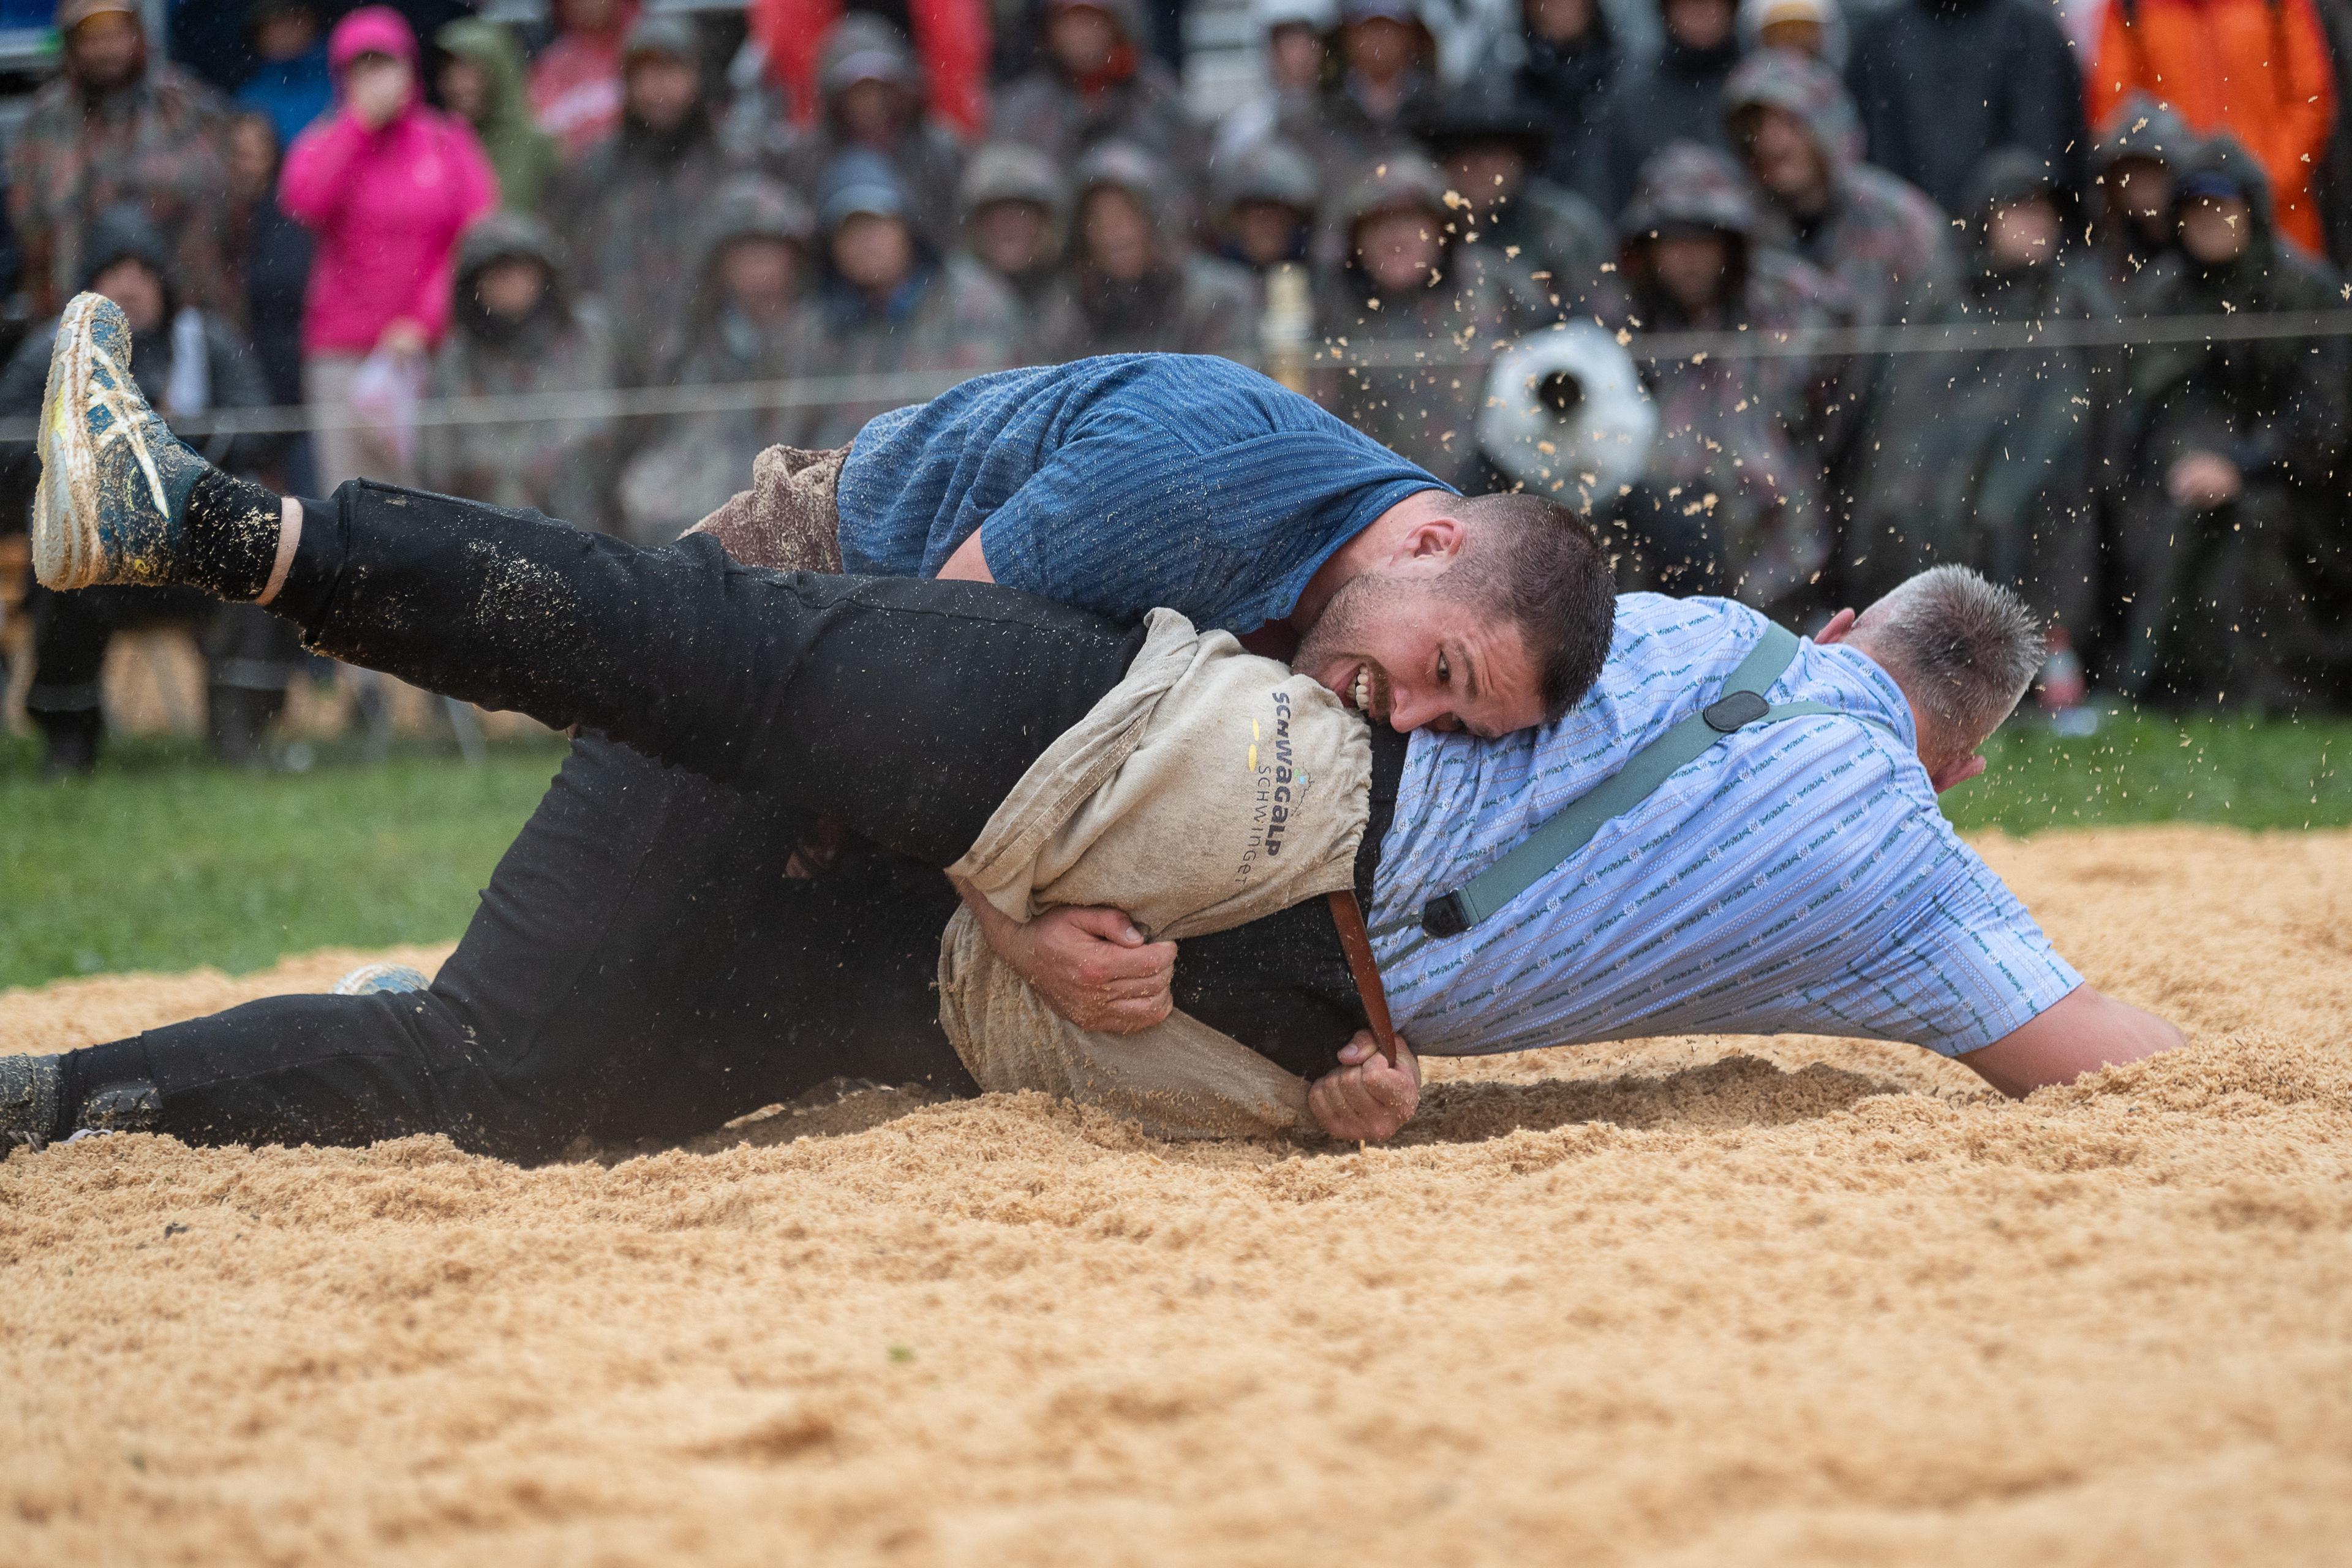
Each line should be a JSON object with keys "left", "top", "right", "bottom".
{"left": 1307, "top": 578, "right": 2184, "bottom": 1137}
{"left": 1376, "top": 593, "right": 2080, "bottom": 1058}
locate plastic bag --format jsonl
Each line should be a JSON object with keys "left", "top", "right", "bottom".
{"left": 347, "top": 345, "right": 427, "bottom": 469}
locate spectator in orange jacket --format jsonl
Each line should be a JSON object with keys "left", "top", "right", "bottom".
{"left": 2087, "top": 0, "right": 2338, "bottom": 253}
{"left": 748, "top": 0, "right": 990, "bottom": 140}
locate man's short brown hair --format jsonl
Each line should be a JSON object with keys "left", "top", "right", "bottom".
{"left": 1444, "top": 491, "right": 1617, "bottom": 723}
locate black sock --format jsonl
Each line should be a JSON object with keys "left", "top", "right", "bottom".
{"left": 183, "top": 468, "right": 286, "bottom": 601}
{"left": 269, "top": 493, "right": 347, "bottom": 630}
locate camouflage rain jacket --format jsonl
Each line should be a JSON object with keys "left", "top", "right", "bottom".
{"left": 6, "top": 36, "right": 232, "bottom": 317}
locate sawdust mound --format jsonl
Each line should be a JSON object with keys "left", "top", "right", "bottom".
{"left": 4, "top": 825, "right": 2349, "bottom": 1566}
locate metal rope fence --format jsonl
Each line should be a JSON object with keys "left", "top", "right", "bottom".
{"left": 1, "top": 307, "right": 2346, "bottom": 442}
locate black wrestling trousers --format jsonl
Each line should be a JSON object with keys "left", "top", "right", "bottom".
{"left": 284, "top": 481, "right": 1152, "bottom": 867}
{"left": 61, "top": 483, "right": 1387, "bottom": 1159}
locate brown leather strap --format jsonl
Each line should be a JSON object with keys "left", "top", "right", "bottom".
{"left": 1327, "top": 889, "right": 1398, "bottom": 1064}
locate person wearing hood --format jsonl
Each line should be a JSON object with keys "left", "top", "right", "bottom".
{"left": 0, "top": 208, "right": 281, "bottom": 772}
{"left": 1033, "top": 142, "right": 1257, "bottom": 361}
{"left": 995, "top": 0, "right": 1206, "bottom": 188}
{"left": 1736, "top": 0, "right": 1844, "bottom": 62}
{"left": 2087, "top": 93, "right": 2196, "bottom": 292}
{"left": 1839, "top": 148, "right": 2119, "bottom": 649}
{"left": 529, "top": 0, "right": 639, "bottom": 161}
{"left": 1413, "top": 87, "right": 1613, "bottom": 311}
{"left": 1212, "top": 0, "right": 1336, "bottom": 167}
{"left": 7, "top": 0, "right": 232, "bottom": 319}
{"left": 1593, "top": 140, "right": 1845, "bottom": 615}
{"left": 1473, "top": 0, "right": 1625, "bottom": 198}
{"left": 1311, "top": 152, "right": 1559, "bottom": 480}
{"left": 420, "top": 214, "right": 617, "bottom": 529}
{"left": 280, "top": 6, "right": 498, "bottom": 489}
{"left": 1210, "top": 135, "right": 1319, "bottom": 273}
{"left": 436, "top": 18, "right": 563, "bottom": 217}
{"left": 2105, "top": 137, "right": 2349, "bottom": 708}
{"left": 1306, "top": 0, "right": 1445, "bottom": 183}
{"left": 744, "top": 0, "right": 991, "bottom": 143}
{"left": 1585, "top": 0, "right": 1744, "bottom": 217}
{"left": 956, "top": 141, "right": 1074, "bottom": 324}
{"left": 793, "top": 149, "right": 1021, "bottom": 449}
{"left": 1722, "top": 48, "right": 1956, "bottom": 330}
{"left": 235, "top": 0, "right": 333, "bottom": 149}
{"left": 548, "top": 15, "right": 733, "bottom": 391}
{"left": 615, "top": 177, "right": 818, "bottom": 544}
{"left": 768, "top": 16, "right": 968, "bottom": 255}
{"left": 1844, "top": 0, "right": 2086, "bottom": 220}
{"left": 2087, "top": 0, "right": 2339, "bottom": 257}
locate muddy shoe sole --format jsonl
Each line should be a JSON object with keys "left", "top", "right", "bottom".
{"left": 32, "top": 292, "right": 167, "bottom": 592}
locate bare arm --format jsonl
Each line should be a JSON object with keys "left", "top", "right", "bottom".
{"left": 937, "top": 529, "right": 994, "bottom": 583}
{"left": 949, "top": 876, "right": 1177, "bottom": 1035}
{"left": 1958, "top": 984, "right": 2186, "bottom": 1098}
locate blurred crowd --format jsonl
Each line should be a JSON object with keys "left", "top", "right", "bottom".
{"left": 2, "top": 0, "right": 2351, "bottom": 773}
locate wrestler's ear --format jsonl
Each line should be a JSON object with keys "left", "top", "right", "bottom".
{"left": 1396, "top": 512, "right": 1468, "bottom": 568}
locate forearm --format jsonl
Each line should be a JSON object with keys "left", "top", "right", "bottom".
{"left": 951, "top": 876, "right": 1177, "bottom": 1035}
{"left": 951, "top": 875, "right": 1033, "bottom": 971}
{"left": 1959, "top": 984, "right": 2185, "bottom": 1098}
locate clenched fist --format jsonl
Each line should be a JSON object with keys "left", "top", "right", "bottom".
{"left": 1308, "top": 1030, "right": 1421, "bottom": 1142}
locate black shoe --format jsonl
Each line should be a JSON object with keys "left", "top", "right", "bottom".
{"left": 1, "top": 1054, "right": 61, "bottom": 1152}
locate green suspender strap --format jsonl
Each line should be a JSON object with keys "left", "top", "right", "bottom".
{"left": 1419, "top": 622, "right": 1840, "bottom": 940}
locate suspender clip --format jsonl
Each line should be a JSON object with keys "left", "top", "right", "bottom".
{"left": 1420, "top": 890, "right": 1471, "bottom": 938}
{"left": 1701, "top": 690, "right": 1771, "bottom": 732}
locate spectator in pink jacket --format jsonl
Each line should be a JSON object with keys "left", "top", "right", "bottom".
{"left": 281, "top": 6, "right": 497, "bottom": 486}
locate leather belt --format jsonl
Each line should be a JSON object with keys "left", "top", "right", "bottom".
{"left": 1327, "top": 889, "right": 1398, "bottom": 1064}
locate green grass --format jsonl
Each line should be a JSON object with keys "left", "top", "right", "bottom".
{"left": 1948, "top": 706, "right": 2351, "bottom": 834}
{"left": 0, "top": 707, "right": 2345, "bottom": 993}
{"left": 1, "top": 733, "right": 565, "bottom": 990}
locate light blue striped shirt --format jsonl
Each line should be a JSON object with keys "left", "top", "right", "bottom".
{"left": 1368, "top": 594, "right": 2081, "bottom": 1058}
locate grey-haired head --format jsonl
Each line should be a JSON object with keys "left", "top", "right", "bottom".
{"left": 1850, "top": 565, "right": 2043, "bottom": 778}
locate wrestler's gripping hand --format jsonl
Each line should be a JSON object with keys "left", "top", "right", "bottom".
{"left": 1009, "top": 906, "right": 1178, "bottom": 1035}
{"left": 1308, "top": 1030, "right": 1422, "bottom": 1142}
